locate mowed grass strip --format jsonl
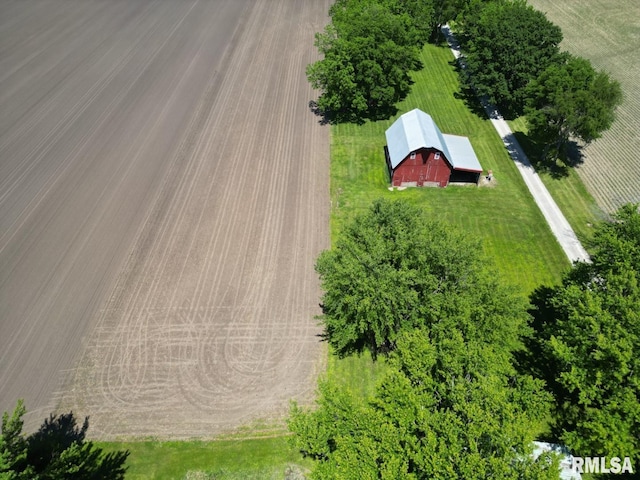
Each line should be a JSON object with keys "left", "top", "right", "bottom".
{"left": 508, "top": 117, "right": 607, "bottom": 245}
{"left": 98, "top": 437, "right": 311, "bottom": 480}
{"left": 330, "top": 43, "right": 569, "bottom": 294}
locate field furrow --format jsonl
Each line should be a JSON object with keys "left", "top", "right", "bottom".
{"left": 0, "top": 0, "right": 330, "bottom": 437}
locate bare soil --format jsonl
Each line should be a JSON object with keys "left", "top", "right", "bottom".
{"left": 0, "top": 0, "right": 330, "bottom": 438}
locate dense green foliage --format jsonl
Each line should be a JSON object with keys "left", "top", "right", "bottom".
{"left": 307, "top": 0, "right": 429, "bottom": 123}
{"left": 316, "top": 198, "right": 528, "bottom": 358}
{"left": 293, "top": 197, "right": 559, "bottom": 478}
{"left": 525, "top": 54, "right": 623, "bottom": 160}
{"left": 459, "top": 0, "right": 563, "bottom": 116}
{"left": 0, "top": 401, "right": 129, "bottom": 480}
{"left": 0, "top": 401, "right": 27, "bottom": 480}
{"left": 525, "top": 204, "right": 640, "bottom": 464}
{"left": 457, "top": 0, "right": 622, "bottom": 162}
{"left": 290, "top": 331, "right": 557, "bottom": 478}
{"left": 329, "top": 0, "right": 429, "bottom": 47}
{"left": 292, "top": 202, "right": 560, "bottom": 477}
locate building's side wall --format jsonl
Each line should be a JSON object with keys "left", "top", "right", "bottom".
{"left": 391, "top": 148, "right": 451, "bottom": 187}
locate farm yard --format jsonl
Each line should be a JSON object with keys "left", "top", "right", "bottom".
{"left": 1, "top": 0, "right": 638, "bottom": 476}
{"left": 329, "top": 44, "right": 571, "bottom": 295}
{"left": 527, "top": 0, "right": 640, "bottom": 213}
{"left": 322, "top": 41, "right": 573, "bottom": 403}
{"left": 0, "top": 0, "right": 331, "bottom": 440}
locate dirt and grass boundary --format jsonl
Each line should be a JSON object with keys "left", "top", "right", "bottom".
{"left": 105, "top": 21, "right": 605, "bottom": 480}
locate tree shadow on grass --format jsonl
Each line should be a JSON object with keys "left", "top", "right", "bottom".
{"left": 511, "top": 130, "right": 585, "bottom": 179}
{"left": 26, "top": 412, "right": 90, "bottom": 471}
{"left": 448, "top": 60, "right": 488, "bottom": 119}
{"left": 448, "top": 60, "right": 523, "bottom": 121}
{"left": 453, "top": 84, "right": 488, "bottom": 119}
{"left": 446, "top": 53, "right": 530, "bottom": 121}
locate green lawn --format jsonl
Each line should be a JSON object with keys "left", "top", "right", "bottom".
{"left": 330, "top": 43, "right": 570, "bottom": 295}
{"left": 325, "top": 351, "right": 391, "bottom": 400}
{"left": 98, "top": 436, "right": 311, "bottom": 480}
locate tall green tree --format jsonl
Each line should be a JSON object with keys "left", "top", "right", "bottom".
{"left": 0, "top": 400, "right": 30, "bottom": 479}
{"left": 436, "top": 0, "right": 497, "bottom": 34}
{"left": 0, "top": 402, "right": 129, "bottom": 480}
{"left": 329, "top": 0, "right": 424, "bottom": 48}
{"left": 316, "top": 198, "right": 527, "bottom": 358}
{"left": 293, "top": 198, "right": 563, "bottom": 478}
{"left": 290, "top": 328, "right": 557, "bottom": 479}
{"left": 525, "top": 54, "right": 623, "bottom": 161}
{"left": 388, "top": 0, "right": 436, "bottom": 42}
{"left": 307, "top": 0, "right": 425, "bottom": 123}
{"left": 459, "top": 0, "right": 562, "bottom": 116}
{"left": 525, "top": 204, "right": 640, "bottom": 464}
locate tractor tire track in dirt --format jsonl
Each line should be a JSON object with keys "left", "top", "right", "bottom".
{"left": 0, "top": 0, "right": 330, "bottom": 437}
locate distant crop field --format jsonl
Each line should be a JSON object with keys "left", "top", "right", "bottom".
{"left": 528, "top": 0, "right": 640, "bottom": 213}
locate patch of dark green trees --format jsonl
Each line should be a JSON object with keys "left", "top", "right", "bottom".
{"left": 290, "top": 199, "right": 640, "bottom": 479}
{"left": 308, "top": 0, "right": 621, "bottom": 166}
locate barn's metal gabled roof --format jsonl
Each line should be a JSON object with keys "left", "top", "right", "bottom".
{"left": 442, "top": 134, "right": 483, "bottom": 172}
{"left": 385, "top": 109, "right": 482, "bottom": 173}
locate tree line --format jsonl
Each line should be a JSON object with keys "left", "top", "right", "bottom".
{"left": 289, "top": 199, "right": 640, "bottom": 479}
{"left": 307, "top": 0, "right": 431, "bottom": 123}
{"left": 457, "top": 0, "right": 622, "bottom": 163}
{"left": 307, "top": 0, "right": 475, "bottom": 123}
{"left": 308, "top": 0, "right": 622, "bottom": 165}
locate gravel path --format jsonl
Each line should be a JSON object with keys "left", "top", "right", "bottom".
{"left": 442, "top": 25, "right": 590, "bottom": 264}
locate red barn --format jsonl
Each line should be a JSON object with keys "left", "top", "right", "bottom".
{"left": 385, "top": 109, "right": 482, "bottom": 187}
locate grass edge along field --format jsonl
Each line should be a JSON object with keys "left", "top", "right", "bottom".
{"left": 508, "top": 116, "right": 607, "bottom": 245}
{"left": 97, "top": 436, "right": 313, "bottom": 480}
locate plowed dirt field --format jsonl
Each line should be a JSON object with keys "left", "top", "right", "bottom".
{"left": 0, "top": 0, "right": 330, "bottom": 438}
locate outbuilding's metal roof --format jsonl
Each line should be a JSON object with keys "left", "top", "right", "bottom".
{"left": 441, "top": 133, "right": 483, "bottom": 172}
{"left": 385, "top": 109, "right": 482, "bottom": 172}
